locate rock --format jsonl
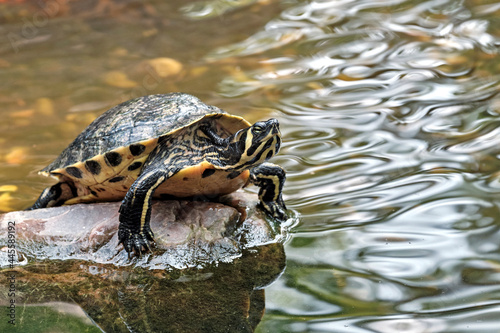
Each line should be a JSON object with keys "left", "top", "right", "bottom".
{"left": 0, "top": 191, "right": 283, "bottom": 270}
{"left": 102, "top": 70, "right": 138, "bottom": 88}
{"left": 35, "top": 97, "right": 55, "bottom": 116}
{"left": 145, "top": 57, "right": 183, "bottom": 78}
{"left": 0, "top": 191, "right": 289, "bottom": 332}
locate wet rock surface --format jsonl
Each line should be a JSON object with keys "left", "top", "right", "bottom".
{"left": 0, "top": 191, "right": 288, "bottom": 332}
{"left": 0, "top": 191, "right": 285, "bottom": 269}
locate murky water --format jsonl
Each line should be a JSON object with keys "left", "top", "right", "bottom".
{"left": 1, "top": 0, "right": 500, "bottom": 332}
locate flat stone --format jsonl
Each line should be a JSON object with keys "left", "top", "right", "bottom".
{"left": 0, "top": 191, "right": 283, "bottom": 269}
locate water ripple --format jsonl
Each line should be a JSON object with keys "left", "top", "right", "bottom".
{"left": 208, "top": 0, "right": 500, "bottom": 330}
{"left": 201, "top": 0, "right": 500, "bottom": 333}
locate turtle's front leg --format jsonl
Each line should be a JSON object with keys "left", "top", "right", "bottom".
{"left": 118, "top": 169, "right": 168, "bottom": 256}
{"left": 249, "top": 162, "right": 287, "bottom": 222}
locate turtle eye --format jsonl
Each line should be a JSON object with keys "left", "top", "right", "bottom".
{"left": 252, "top": 124, "right": 265, "bottom": 135}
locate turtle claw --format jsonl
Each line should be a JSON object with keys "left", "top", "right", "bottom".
{"left": 118, "top": 227, "right": 155, "bottom": 258}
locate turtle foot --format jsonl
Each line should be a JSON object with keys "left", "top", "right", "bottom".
{"left": 118, "top": 227, "right": 155, "bottom": 258}
{"left": 260, "top": 201, "right": 288, "bottom": 224}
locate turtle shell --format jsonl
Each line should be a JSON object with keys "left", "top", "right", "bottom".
{"left": 41, "top": 93, "right": 252, "bottom": 201}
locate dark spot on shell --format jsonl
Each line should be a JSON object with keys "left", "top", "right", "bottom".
{"left": 127, "top": 161, "right": 142, "bottom": 171}
{"left": 202, "top": 168, "right": 216, "bottom": 178}
{"left": 96, "top": 187, "right": 106, "bottom": 192}
{"left": 66, "top": 167, "right": 83, "bottom": 179}
{"left": 183, "top": 177, "right": 188, "bottom": 181}
{"left": 85, "top": 160, "right": 101, "bottom": 175}
{"left": 227, "top": 171, "right": 241, "bottom": 180}
{"left": 105, "top": 152, "right": 122, "bottom": 167}
{"left": 90, "top": 190, "right": 98, "bottom": 196}
{"left": 129, "top": 144, "right": 146, "bottom": 156}
{"left": 109, "top": 176, "right": 125, "bottom": 183}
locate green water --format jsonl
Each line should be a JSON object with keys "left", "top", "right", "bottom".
{"left": 1, "top": 0, "right": 500, "bottom": 332}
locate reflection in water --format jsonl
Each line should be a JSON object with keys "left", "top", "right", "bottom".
{"left": 1, "top": 0, "right": 500, "bottom": 332}
{"left": 0, "top": 243, "right": 285, "bottom": 332}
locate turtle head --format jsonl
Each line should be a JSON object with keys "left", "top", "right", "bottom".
{"left": 229, "top": 118, "right": 282, "bottom": 170}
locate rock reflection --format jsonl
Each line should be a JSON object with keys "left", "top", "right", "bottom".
{"left": 0, "top": 242, "right": 285, "bottom": 332}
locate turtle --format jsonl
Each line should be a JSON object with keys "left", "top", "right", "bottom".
{"left": 29, "top": 93, "right": 287, "bottom": 256}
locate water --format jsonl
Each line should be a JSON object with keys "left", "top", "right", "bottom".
{"left": 1, "top": 0, "right": 500, "bottom": 332}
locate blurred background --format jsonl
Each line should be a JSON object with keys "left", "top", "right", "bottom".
{"left": 1, "top": 0, "right": 500, "bottom": 331}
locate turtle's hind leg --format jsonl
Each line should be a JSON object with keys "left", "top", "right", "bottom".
{"left": 27, "top": 182, "right": 77, "bottom": 210}
{"left": 249, "top": 162, "right": 287, "bottom": 222}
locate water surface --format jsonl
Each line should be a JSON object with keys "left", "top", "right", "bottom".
{"left": 1, "top": 0, "right": 500, "bottom": 332}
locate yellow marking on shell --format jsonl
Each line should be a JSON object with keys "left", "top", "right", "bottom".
{"left": 92, "top": 154, "right": 117, "bottom": 183}
{"left": 48, "top": 138, "right": 157, "bottom": 186}
{"left": 39, "top": 170, "right": 56, "bottom": 178}
{"left": 173, "top": 113, "right": 251, "bottom": 138}
{"left": 67, "top": 161, "right": 90, "bottom": 184}
{"left": 48, "top": 163, "right": 86, "bottom": 182}
{"left": 215, "top": 114, "right": 251, "bottom": 132}
{"left": 117, "top": 155, "right": 148, "bottom": 178}
{"left": 105, "top": 138, "right": 158, "bottom": 174}
{"left": 80, "top": 158, "right": 108, "bottom": 185}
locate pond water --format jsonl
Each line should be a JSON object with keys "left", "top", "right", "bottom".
{"left": 1, "top": 0, "right": 500, "bottom": 332}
